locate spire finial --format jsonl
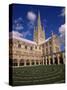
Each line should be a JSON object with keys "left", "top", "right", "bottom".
{"left": 38, "top": 10, "right": 41, "bottom": 29}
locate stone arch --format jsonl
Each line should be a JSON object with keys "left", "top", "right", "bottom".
{"left": 40, "top": 60, "right": 43, "bottom": 65}
{"left": 31, "top": 60, "right": 35, "bottom": 65}
{"left": 36, "top": 60, "right": 39, "bottom": 65}
{"left": 20, "top": 59, "right": 24, "bottom": 66}
{"left": 26, "top": 59, "right": 30, "bottom": 65}
{"left": 13, "top": 59, "right": 18, "bottom": 66}
{"left": 44, "top": 59, "right": 46, "bottom": 64}
{"left": 47, "top": 58, "right": 49, "bottom": 65}
{"left": 59, "top": 54, "right": 63, "bottom": 64}
{"left": 54, "top": 56, "right": 58, "bottom": 64}
{"left": 50, "top": 57, "right": 53, "bottom": 64}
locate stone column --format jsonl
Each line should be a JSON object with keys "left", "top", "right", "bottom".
{"left": 39, "top": 60, "right": 40, "bottom": 65}
{"left": 45, "top": 56, "right": 47, "bottom": 65}
{"left": 24, "top": 59, "right": 26, "bottom": 66}
{"left": 17, "top": 59, "right": 20, "bottom": 67}
{"left": 34, "top": 60, "right": 36, "bottom": 65}
{"left": 30, "top": 60, "right": 31, "bottom": 66}
{"left": 43, "top": 57, "right": 44, "bottom": 65}
{"left": 57, "top": 54, "right": 60, "bottom": 65}
{"left": 52, "top": 55, "right": 55, "bottom": 64}
{"left": 48, "top": 42, "right": 50, "bottom": 54}
{"left": 49, "top": 56, "right": 51, "bottom": 65}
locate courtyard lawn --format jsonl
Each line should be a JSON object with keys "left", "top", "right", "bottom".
{"left": 11, "top": 64, "right": 65, "bottom": 86}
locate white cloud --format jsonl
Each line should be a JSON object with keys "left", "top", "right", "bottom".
{"left": 59, "top": 24, "right": 65, "bottom": 45}
{"left": 59, "top": 8, "right": 65, "bottom": 17}
{"left": 14, "top": 17, "right": 23, "bottom": 23}
{"left": 13, "top": 17, "right": 24, "bottom": 31}
{"left": 9, "top": 30, "right": 32, "bottom": 39}
{"left": 27, "top": 21, "right": 34, "bottom": 29}
{"left": 9, "top": 31, "right": 23, "bottom": 39}
{"left": 59, "top": 24, "right": 65, "bottom": 37}
{"left": 22, "top": 30, "right": 32, "bottom": 38}
{"left": 27, "top": 11, "right": 36, "bottom": 21}
{"left": 15, "top": 24, "right": 24, "bottom": 30}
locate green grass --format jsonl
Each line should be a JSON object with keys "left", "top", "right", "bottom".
{"left": 11, "top": 64, "right": 65, "bottom": 86}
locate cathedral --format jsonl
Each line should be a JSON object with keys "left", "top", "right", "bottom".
{"left": 9, "top": 12, "right": 65, "bottom": 67}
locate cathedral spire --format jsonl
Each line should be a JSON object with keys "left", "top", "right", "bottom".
{"left": 38, "top": 11, "right": 42, "bottom": 30}
{"left": 34, "top": 11, "right": 45, "bottom": 44}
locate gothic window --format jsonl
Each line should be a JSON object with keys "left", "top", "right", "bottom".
{"left": 26, "top": 60, "right": 30, "bottom": 65}
{"left": 25, "top": 45, "right": 27, "bottom": 49}
{"left": 46, "top": 48, "right": 48, "bottom": 55}
{"left": 50, "top": 47, "right": 52, "bottom": 53}
{"left": 30, "top": 47, "right": 33, "bottom": 50}
{"left": 36, "top": 60, "right": 38, "bottom": 65}
{"left": 46, "top": 43, "right": 48, "bottom": 47}
{"left": 18, "top": 44, "right": 21, "bottom": 48}
{"left": 32, "top": 60, "right": 34, "bottom": 65}
{"left": 35, "top": 46, "right": 37, "bottom": 49}
{"left": 41, "top": 60, "right": 43, "bottom": 64}
{"left": 20, "top": 59, "right": 24, "bottom": 66}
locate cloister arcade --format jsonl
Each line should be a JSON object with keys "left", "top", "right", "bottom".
{"left": 9, "top": 51, "right": 65, "bottom": 67}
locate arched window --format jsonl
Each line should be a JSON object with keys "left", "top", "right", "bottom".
{"left": 35, "top": 46, "right": 37, "bottom": 49}
{"left": 31, "top": 60, "right": 34, "bottom": 65}
{"left": 54, "top": 57, "right": 58, "bottom": 64}
{"left": 59, "top": 54, "right": 63, "bottom": 64}
{"left": 30, "top": 47, "right": 33, "bottom": 50}
{"left": 18, "top": 44, "right": 21, "bottom": 48}
{"left": 36, "top": 60, "right": 38, "bottom": 65}
{"left": 40, "top": 60, "right": 43, "bottom": 64}
{"left": 25, "top": 45, "right": 27, "bottom": 49}
{"left": 20, "top": 59, "right": 24, "bottom": 66}
{"left": 26, "top": 59, "right": 30, "bottom": 65}
{"left": 44, "top": 59, "right": 46, "bottom": 64}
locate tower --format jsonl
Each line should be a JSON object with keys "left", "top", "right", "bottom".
{"left": 34, "top": 11, "right": 45, "bottom": 44}
{"left": 51, "top": 31, "right": 61, "bottom": 53}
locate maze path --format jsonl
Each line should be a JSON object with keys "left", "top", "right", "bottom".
{"left": 12, "top": 65, "right": 65, "bottom": 86}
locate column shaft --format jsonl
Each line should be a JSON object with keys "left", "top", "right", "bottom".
{"left": 34, "top": 60, "right": 36, "bottom": 65}
{"left": 18, "top": 60, "right": 19, "bottom": 67}
{"left": 30, "top": 60, "right": 31, "bottom": 66}
{"left": 49, "top": 57, "right": 51, "bottom": 65}
{"left": 57, "top": 55, "right": 60, "bottom": 64}
{"left": 24, "top": 60, "right": 26, "bottom": 66}
{"left": 39, "top": 60, "right": 40, "bottom": 65}
{"left": 46, "top": 57, "right": 47, "bottom": 65}
{"left": 53, "top": 55, "right": 55, "bottom": 64}
{"left": 43, "top": 57, "right": 44, "bottom": 65}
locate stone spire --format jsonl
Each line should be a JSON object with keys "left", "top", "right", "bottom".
{"left": 34, "top": 11, "right": 45, "bottom": 44}
{"left": 37, "top": 11, "right": 42, "bottom": 30}
{"left": 33, "top": 26, "right": 37, "bottom": 42}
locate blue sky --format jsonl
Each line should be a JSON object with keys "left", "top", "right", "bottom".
{"left": 10, "top": 4, "right": 65, "bottom": 51}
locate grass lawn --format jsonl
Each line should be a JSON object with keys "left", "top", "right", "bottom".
{"left": 11, "top": 64, "right": 65, "bottom": 86}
